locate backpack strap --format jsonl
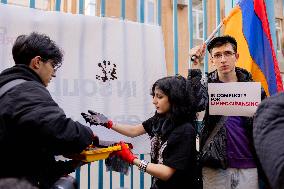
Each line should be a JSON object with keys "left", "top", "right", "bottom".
{"left": 0, "top": 79, "right": 27, "bottom": 98}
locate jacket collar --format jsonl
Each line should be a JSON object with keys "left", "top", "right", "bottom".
{"left": 0, "top": 64, "right": 44, "bottom": 87}
{"left": 208, "top": 67, "right": 253, "bottom": 83}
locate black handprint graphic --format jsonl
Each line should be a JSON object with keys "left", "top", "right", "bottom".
{"left": 96, "top": 60, "right": 117, "bottom": 82}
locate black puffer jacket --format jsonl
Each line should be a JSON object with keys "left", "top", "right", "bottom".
{"left": 254, "top": 92, "right": 284, "bottom": 189}
{"left": 187, "top": 69, "right": 208, "bottom": 114}
{"left": 0, "top": 64, "right": 94, "bottom": 188}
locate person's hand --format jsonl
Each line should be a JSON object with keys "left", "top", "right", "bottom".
{"left": 189, "top": 44, "right": 206, "bottom": 69}
{"left": 81, "top": 110, "right": 113, "bottom": 129}
{"left": 114, "top": 141, "right": 137, "bottom": 164}
{"left": 92, "top": 134, "right": 99, "bottom": 146}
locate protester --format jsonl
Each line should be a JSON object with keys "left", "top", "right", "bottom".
{"left": 253, "top": 92, "right": 284, "bottom": 189}
{"left": 82, "top": 73, "right": 207, "bottom": 189}
{"left": 189, "top": 35, "right": 267, "bottom": 189}
{"left": 0, "top": 32, "right": 98, "bottom": 189}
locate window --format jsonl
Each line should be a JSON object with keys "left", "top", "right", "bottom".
{"left": 275, "top": 18, "right": 282, "bottom": 52}
{"left": 85, "top": 0, "right": 96, "bottom": 16}
{"left": 7, "top": 0, "right": 50, "bottom": 10}
{"left": 146, "top": 0, "right": 155, "bottom": 24}
{"left": 137, "top": 0, "right": 156, "bottom": 24}
{"left": 193, "top": 8, "right": 203, "bottom": 40}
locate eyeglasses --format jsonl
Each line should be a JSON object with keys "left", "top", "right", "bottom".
{"left": 50, "top": 61, "right": 62, "bottom": 72}
{"left": 212, "top": 51, "right": 236, "bottom": 60}
{"left": 40, "top": 57, "right": 62, "bottom": 72}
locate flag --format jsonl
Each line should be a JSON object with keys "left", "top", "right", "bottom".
{"left": 224, "top": 0, "right": 283, "bottom": 96}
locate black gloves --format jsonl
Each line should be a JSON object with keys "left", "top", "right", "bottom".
{"left": 81, "top": 110, "right": 113, "bottom": 129}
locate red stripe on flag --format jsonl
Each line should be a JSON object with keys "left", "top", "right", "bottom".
{"left": 254, "top": 0, "right": 270, "bottom": 39}
{"left": 254, "top": 0, "right": 283, "bottom": 92}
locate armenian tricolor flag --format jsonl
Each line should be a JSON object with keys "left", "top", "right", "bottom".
{"left": 224, "top": 0, "right": 283, "bottom": 96}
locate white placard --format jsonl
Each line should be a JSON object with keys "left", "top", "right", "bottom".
{"left": 208, "top": 82, "right": 261, "bottom": 116}
{"left": 0, "top": 4, "right": 167, "bottom": 154}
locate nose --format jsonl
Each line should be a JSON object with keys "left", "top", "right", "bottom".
{"left": 220, "top": 54, "right": 227, "bottom": 62}
{"left": 152, "top": 97, "right": 157, "bottom": 105}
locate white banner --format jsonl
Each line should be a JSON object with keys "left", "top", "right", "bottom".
{"left": 208, "top": 82, "right": 261, "bottom": 117}
{"left": 0, "top": 4, "right": 167, "bottom": 154}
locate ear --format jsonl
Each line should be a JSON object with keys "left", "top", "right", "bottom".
{"left": 209, "top": 56, "right": 214, "bottom": 65}
{"left": 235, "top": 53, "right": 239, "bottom": 60}
{"left": 29, "top": 56, "right": 41, "bottom": 70}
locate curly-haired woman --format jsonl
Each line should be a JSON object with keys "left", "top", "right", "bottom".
{"left": 82, "top": 72, "right": 206, "bottom": 189}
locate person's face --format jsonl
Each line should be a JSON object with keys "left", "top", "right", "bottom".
{"left": 32, "top": 56, "right": 57, "bottom": 87}
{"left": 152, "top": 87, "right": 170, "bottom": 114}
{"left": 210, "top": 43, "right": 239, "bottom": 75}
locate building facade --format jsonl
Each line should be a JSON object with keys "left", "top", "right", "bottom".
{"left": 5, "top": 0, "right": 284, "bottom": 79}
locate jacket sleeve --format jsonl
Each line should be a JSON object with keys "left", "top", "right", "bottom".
{"left": 253, "top": 92, "right": 284, "bottom": 189}
{"left": 187, "top": 69, "right": 208, "bottom": 112}
{"left": 261, "top": 87, "right": 267, "bottom": 100}
{"left": 52, "top": 160, "right": 84, "bottom": 178}
{"left": 14, "top": 82, "right": 94, "bottom": 154}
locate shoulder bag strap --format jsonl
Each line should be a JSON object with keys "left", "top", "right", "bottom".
{"left": 203, "top": 117, "right": 226, "bottom": 148}
{"left": 0, "top": 79, "right": 27, "bottom": 98}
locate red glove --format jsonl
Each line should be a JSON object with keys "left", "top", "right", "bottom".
{"left": 115, "top": 142, "right": 137, "bottom": 164}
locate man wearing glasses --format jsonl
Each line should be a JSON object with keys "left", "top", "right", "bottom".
{"left": 0, "top": 32, "right": 98, "bottom": 189}
{"left": 189, "top": 35, "right": 267, "bottom": 189}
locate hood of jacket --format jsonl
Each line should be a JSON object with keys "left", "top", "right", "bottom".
{"left": 0, "top": 64, "right": 44, "bottom": 87}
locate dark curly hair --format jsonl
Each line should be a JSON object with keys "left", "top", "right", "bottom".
{"left": 12, "top": 32, "right": 63, "bottom": 69}
{"left": 151, "top": 75, "right": 197, "bottom": 125}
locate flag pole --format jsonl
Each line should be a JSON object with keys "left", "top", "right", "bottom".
{"left": 204, "top": 21, "right": 224, "bottom": 44}
{"left": 190, "top": 19, "right": 225, "bottom": 63}
{"left": 189, "top": 10, "right": 238, "bottom": 74}
{"left": 205, "top": 11, "right": 237, "bottom": 45}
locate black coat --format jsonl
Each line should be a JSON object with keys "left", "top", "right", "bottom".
{"left": 254, "top": 92, "right": 284, "bottom": 189}
{"left": 0, "top": 64, "right": 94, "bottom": 188}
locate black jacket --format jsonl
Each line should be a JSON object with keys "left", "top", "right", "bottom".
{"left": 0, "top": 64, "right": 94, "bottom": 188}
{"left": 187, "top": 69, "right": 208, "bottom": 114}
{"left": 254, "top": 92, "right": 284, "bottom": 189}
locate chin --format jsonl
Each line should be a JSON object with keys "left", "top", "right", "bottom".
{"left": 156, "top": 110, "right": 166, "bottom": 114}
{"left": 221, "top": 69, "right": 233, "bottom": 74}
